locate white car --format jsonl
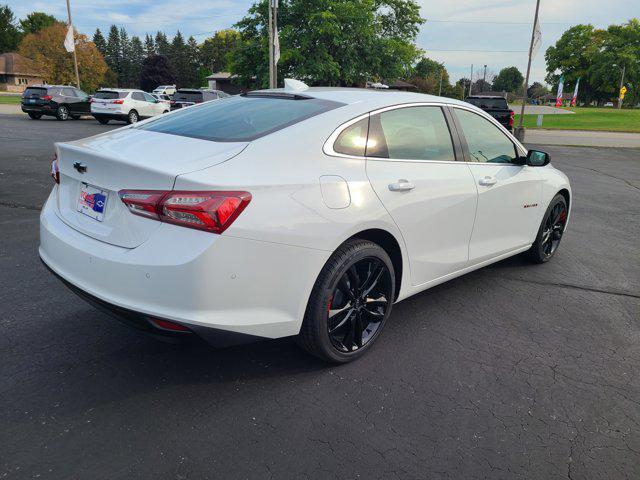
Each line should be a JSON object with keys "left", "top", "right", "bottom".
{"left": 152, "top": 85, "right": 177, "bottom": 96}
{"left": 40, "top": 80, "right": 572, "bottom": 363}
{"left": 151, "top": 93, "right": 171, "bottom": 105}
{"left": 91, "top": 89, "right": 169, "bottom": 125}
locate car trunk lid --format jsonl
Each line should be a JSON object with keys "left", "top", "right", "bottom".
{"left": 55, "top": 127, "right": 248, "bottom": 248}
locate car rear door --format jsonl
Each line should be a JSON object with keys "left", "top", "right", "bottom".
{"left": 364, "top": 105, "right": 478, "bottom": 286}
{"left": 450, "top": 106, "right": 542, "bottom": 263}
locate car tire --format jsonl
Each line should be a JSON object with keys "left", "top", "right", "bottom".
{"left": 127, "top": 110, "right": 139, "bottom": 124}
{"left": 297, "top": 239, "right": 395, "bottom": 363}
{"left": 56, "top": 105, "right": 70, "bottom": 121}
{"left": 528, "top": 194, "right": 568, "bottom": 263}
{"left": 96, "top": 117, "right": 110, "bottom": 125}
{"left": 27, "top": 113, "right": 41, "bottom": 119}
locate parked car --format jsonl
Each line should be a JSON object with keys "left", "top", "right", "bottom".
{"left": 604, "top": 102, "right": 614, "bottom": 107}
{"left": 170, "top": 88, "right": 230, "bottom": 110}
{"left": 40, "top": 82, "right": 571, "bottom": 363}
{"left": 21, "top": 85, "right": 91, "bottom": 120}
{"left": 91, "top": 89, "right": 170, "bottom": 124}
{"left": 464, "top": 95, "right": 514, "bottom": 131}
{"left": 152, "top": 85, "right": 177, "bottom": 96}
{"left": 151, "top": 93, "right": 172, "bottom": 105}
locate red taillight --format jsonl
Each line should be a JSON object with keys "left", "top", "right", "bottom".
{"left": 50, "top": 153, "right": 59, "bottom": 184}
{"left": 42, "top": 95, "right": 52, "bottom": 101}
{"left": 112, "top": 99, "right": 124, "bottom": 104}
{"left": 149, "top": 318, "right": 191, "bottom": 332}
{"left": 509, "top": 110, "right": 515, "bottom": 126}
{"left": 118, "top": 190, "right": 251, "bottom": 234}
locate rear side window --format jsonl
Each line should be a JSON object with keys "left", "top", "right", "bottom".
{"left": 367, "top": 106, "right": 455, "bottom": 161}
{"left": 132, "top": 92, "right": 145, "bottom": 101}
{"left": 23, "top": 87, "right": 47, "bottom": 97}
{"left": 333, "top": 118, "right": 369, "bottom": 156}
{"left": 465, "top": 97, "right": 508, "bottom": 109}
{"left": 138, "top": 95, "right": 344, "bottom": 142}
{"left": 94, "top": 91, "right": 125, "bottom": 100}
{"left": 174, "top": 91, "right": 203, "bottom": 102}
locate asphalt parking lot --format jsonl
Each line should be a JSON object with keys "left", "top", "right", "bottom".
{"left": 1, "top": 113, "right": 639, "bottom": 479}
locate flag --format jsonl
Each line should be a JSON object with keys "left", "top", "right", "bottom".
{"left": 555, "top": 75, "right": 564, "bottom": 107}
{"left": 531, "top": 18, "right": 542, "bottom": 59}
{"left": 64, "top": 25, "right": 75, "bottom": 53}
{"left": 273, "top": 26, "right": 280, "bottom": 64}
{"left": 570, "top": 78, "right": 580, "bottom": 107}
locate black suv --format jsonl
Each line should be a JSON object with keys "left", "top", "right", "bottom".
{"left": 464, "top": 95, "right": 514, "bottom": 131}
{"left": 21, "top": 85, "right": 91, "bottom": 120}
{"left": 170, "top": 89, "right": 230, "bottom": 110}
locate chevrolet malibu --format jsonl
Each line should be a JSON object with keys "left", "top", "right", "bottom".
{"left": 40, "top": 80, "right": 571, "bottom": 363}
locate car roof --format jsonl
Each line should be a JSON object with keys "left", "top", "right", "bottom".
{"left": 466, "top": 95, "right": 506, "bottom": 99}
{"left": 254, "top": 87, "right": 472, "bottom": 110}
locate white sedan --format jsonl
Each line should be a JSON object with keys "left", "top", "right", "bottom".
{"left": 40, "top": 80, "right": 571, "bottom": 363}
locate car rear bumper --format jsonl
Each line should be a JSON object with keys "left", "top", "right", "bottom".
{"left": 39, "top": 190, "right": 329, "bottom": 340}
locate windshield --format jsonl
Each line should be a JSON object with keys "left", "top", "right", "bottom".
{"left": 465, "top": 97, "right": 509, "bottom": 109}
{"left": 138, "top": 94, "right": 344, "bottom": 142}
{"left": 94, "top": 91, "right": 125, "bottom": 100}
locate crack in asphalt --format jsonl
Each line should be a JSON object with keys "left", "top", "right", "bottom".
{"left": 0, "top": 200, "right": 41, "bottom": 211}
{"left": 505, "top": 277, "right": 640, "bottom": 300}
{"left": 567, "top": 163, "right": 640, "bottom": 192}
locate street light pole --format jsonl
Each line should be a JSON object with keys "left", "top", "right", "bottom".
{"left": 65, "top": 0, "right": 80, "bottom": 89}
{"left": 516, "top": 0, "right": 541, "bottom": 139}
{"left": 468, "top": 64, "right": 474, "bottom": 97}
{"left": 483, "top": 64, "right": 487, "bottom": 86}
{"left": 617, "top": 64, "right": 625, "bottom": 109}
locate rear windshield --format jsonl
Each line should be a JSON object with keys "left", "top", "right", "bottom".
{"left": 138, "top": 95, "right": 344, "bottom": 142}
{"left": 465, "top": 97, "right": 508, "bottom": 109}
{"left": 94, "top": 90, "right": 126, "bottom": 99}
{"left": 23, "top": 87, "right": 47, "bottom": 97}
{"left": 173, "top": 91, "right": 203, "bottom": 102}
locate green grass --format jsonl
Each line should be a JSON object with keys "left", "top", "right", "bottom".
{"left": 0, "top": 95, "right": 21, "bottom": 105}
{"left": 514, "top": 107, "right": 640, "bottom": 133}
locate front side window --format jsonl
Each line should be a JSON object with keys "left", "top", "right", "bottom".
{"left": 454, "top": 108, "right": 518, "bottom": 163}
{"left": 62, "top": 88, "right": 76, "bottom": 97}
{"left": 138, "top": 95, "right": 344, "bottom": 142}
{"left": 367, "top": 106, "right": 455, "bottom": 161}
{"left": 143, "top": 92, "right": 156, "bottom": 102}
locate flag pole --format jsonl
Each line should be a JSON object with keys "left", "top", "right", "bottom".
{"left": 516, "top": 0, "right": 541, "bottom": 139}
{"left": 65, "top": 0, "right": 80, "bottom": 88}
{"left": 268, "top": 0, "right": 274, "bottom": 88}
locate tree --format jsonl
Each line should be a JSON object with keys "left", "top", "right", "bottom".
{"left": 129, "top": 36, "right": 145, "bottom": 88}
{"left": 200, "top": 29, "right": 240, "bottom": 74}
{"left": 19, "top": 23, "right": 108, "bottom": 91}
{"left": 527, "top": 81, "right": 548, "bottom": 99}
{"left": 93, "top": 28, "right": 106, "bottom": 57}
{"left": 185, "top": 35, "right": 201, "bottom": 87}
{"left": 407, "top": 57, "right": 450, "bottom": 95}
{"left": 0, "top": 5, "right": 21, "bottom": 53}
{"left": 144, "top": 34, "right": 155, "bottom": 57}
{"left": 472, "top": 78, "right": 492, "bottom": 93}
{"left": 155, "top": 31, "right": 170, "bottom": 57}
{"left": 19, "top": 12, "right": 59, "bottom": 35}
{"left": 140, "top": 54, "right": 175, "bottom": 91}
{"left": 231, "top": 0, "right": 424, "bottom": 88}
{"left": 169, "top": 30, "right": 189, "bottom": 86}
{"left": 105, "top": 25, "right": 121, "bottom": 85}
{"left": 492, "top": 66, "right": 524, "bottom": 93}
{"left": 545, "top": 24, "right": 606, "bottom": 103}
{"left": 456, "top": 78, "right": 471, "bottom": 99}
{"left": 119, "top": 27, "right": 131, "bottom": 87}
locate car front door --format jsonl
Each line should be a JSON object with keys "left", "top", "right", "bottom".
{"left": 74, "top": 89, "right": 91, "bottom": 113}
{"left": 131, "top": 92, "right": 149, "bottom": 117}
{"left": 143, "top": 92, "right": 162, "bottom": 115}
{"left": 364, "top": 105, "right": 478, "bottom": 287}
{"left": 451, "top": 106, "right": 542, "bottom": 263}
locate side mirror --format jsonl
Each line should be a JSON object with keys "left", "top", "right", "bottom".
{"left": 526, "top": 149, "right": 550, "bottom": 167}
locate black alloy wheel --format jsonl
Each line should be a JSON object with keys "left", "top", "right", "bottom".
{"left": 298, "top": 239, "right": 395, "bottom": 363}
{"left": 56, "top": 105, "right": 69, "bottom": 121}
{"left": 327, "top": 257, "right": 392, "bottom": 353}
{"left": 529, "top": 194, "right": 568, "bottom": 263}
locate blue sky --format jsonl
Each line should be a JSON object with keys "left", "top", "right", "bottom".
{"left": 6, "top": 0, "right": 637, "bottom": 84}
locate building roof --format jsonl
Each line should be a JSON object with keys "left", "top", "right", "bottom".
{"left": 0, "top": 53, "right": 42, "bottom": 76}
{"left": 206, "top": 72, "right": 234, "bottom": 80}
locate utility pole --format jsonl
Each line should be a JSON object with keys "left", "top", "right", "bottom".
{"left": 268, "top": 0, "right": 278, "bottom": 89}
{"left": 65, "top": 0, "right": 80, "bottom": 89}
{"left": 438, "top": 68, "right": 443, "bottom": 96}
{"left": 483, "top": 64, "right": 487, "bottom": 86}
{"left": 516, "top": 0, "right": 541, "bottom": 140}
{"left": 468, "top": 64, "right": 474, "bottom": 97}
{"left": 617, "top": 64, "right": 625, "bottom": 109}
